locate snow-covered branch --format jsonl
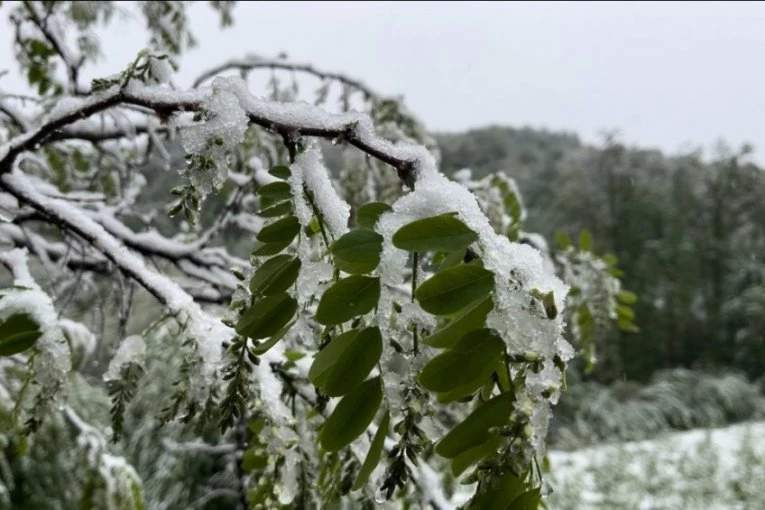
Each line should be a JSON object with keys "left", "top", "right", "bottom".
{"left": 161, "top": 438, "right": 237, "bottom": 456}
{"left": 21, "top": 1, "right": 84, "bottom": 93}
{"left": 0, "top": 221, "right": 229, "bottom": 303}
{"left": 0, "top": 80, "right": 419, "bottom": 182}
{"left": 0, "top": 221, "right": 109, "bottom": 273}
{"left": 0, "top": 97, "right": 31, "bottom": 132}
{"left": 0, "top": 169, "right": 230, "bottom": 371}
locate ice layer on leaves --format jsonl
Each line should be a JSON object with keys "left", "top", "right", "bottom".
{"left": 181, "top": 76, "right": 249, "bottom": 196}
{"left": 103, "top": 335, "right": 146, "bottom": 382}
{"left": 374, "top": 153, "right": 573, "bottom": 458}
{"left": 290, "top": 146, "right": 351, "bottom": 239}
{"left": 0, "top": 248, "right": 70, "bottom": 387}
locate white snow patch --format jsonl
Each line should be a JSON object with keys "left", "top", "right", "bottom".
{"left": 290, "top": 146, "right": 351, "bottom": 239}
{"left": 103, "top": 335, "right": 146, "bottom": 382}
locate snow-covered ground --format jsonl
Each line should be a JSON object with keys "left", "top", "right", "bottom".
{"left": 546, "top": 421, "right": 765, "bottom": 509}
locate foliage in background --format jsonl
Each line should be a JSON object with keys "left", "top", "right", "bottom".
{"left": 549, "top": 368, "right": 765, "bottom": 451}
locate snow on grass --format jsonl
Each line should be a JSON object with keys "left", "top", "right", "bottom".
{"left": 546, "top": 420, "right": 765, "bottom": 509}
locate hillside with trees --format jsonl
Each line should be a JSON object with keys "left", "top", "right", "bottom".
{"left": 438, "top": 127, "right": 765, "bottom": 383}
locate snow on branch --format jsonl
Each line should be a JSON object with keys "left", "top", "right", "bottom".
{"left": 0, "top": 95, "right": 32, "bottom": 132}
{"left": 0, "top": 169, "right": 227, "bottom": 377}
{"left": 0, "top": 221, "right": 110, "bottom": 273}
{"left": 0, "top": 79, "right": 420, "bottom": 183}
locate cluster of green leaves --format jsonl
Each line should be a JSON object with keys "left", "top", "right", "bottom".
{"left": 218, "top": 164, "right": 301, "bottom": 434}
{"left": 19, "top": 38, "right": 60, "bottom": 96}
{"left": 489, "top": 173, "right": 525, "bottom": 241}
{"left": 42, "top": 146, "right": 92, "bottom": 192}
{"left": 140, "top": 1, "right": 196, "bottom": 55}
{"left": 389, "top": 214, "right": 551, "bottom": 506}
{"left": 307, "top": 207, "right": 391, "bottom": 492}
{"left": 90, "top": 49, "right": 174, "bottom": 92}
{"left": 167, "top": 183, "right": 203, "bottom": 224}
{"left": 106, "top": 361, "right": 144, "bottom": 440}
{"left": 554, "top": 229, "right": 638, "bottom": 371}
{"left": 204, "top": 148, "right": 551, "bottom": 506}
{"left": 158, "top": 335, "right": 210, "bottom": 426}
{"left": 311, "top": 207, "right": 548, "bottom": 504}
{"left": 0, "top": 296, "right": 51, "bottom": 428}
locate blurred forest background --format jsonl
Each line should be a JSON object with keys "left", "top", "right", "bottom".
{"left": 437, "top": 127, "right": 765, "bottom": 383}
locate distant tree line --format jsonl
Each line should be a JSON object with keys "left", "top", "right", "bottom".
{"left": 438, "top": 127, "right": 765, "bottom": 383}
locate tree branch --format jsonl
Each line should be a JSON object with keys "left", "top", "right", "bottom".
{"left": 0, "top": 76, "right": 431, "bottom": 343}
{"left": 0, "top": 81, "right": 420, "bottom": 182}
{"left": 0, "top": 99, "right": 30, "bottom": 132}
{"left": 0, "top": 221, "right": 110, "bottom": 272}
{"left": 193, "top": 54, "right": 376, "bottom": 99}
{"left": 0, "top": 169, "right": 221, "bottom": 315}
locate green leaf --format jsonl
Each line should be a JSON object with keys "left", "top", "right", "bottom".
{"left": 352, "top": 411, "right": 390, "bottom": 490}
{"left": 496, "top": 357, "right": 512, "bottom": 392}
{"left": 616, "top": 290, "right": 638, "bottom": 304}
{"left": 315, "top": 276, "right": 380, "bottom": 325}
{"left": 507, "top": 489, "right": 542, "bottom": 510}
{"left": 602, "top": 253, "right": 619, "bottom": 267}
{"left": 0, "top": 313, "right": 42, "bottom": 357}
{"left": 468, "top": 471, "right": 527, "bottom": 510}
{"left": 608, "top": 267, "right": 625, "bottom": 278}
{"left": 283, "top": 351, "right": 305, "bottom": 361}
{"left": 616, "top": 304, "right": 634, "bottom": 321}
{"left": 72, "top": 149, "right": 89, "bottom": 173}
{"left": 356, "top": 202, "right": 392, "bottom": 229}
{"left": 256, "top": 216, "right": 300, "bottom": 244}
{"left": 257, "top": 182, "right": 292, "bottom": 201}
{"left": 242, "top": 449, "right": 268, "bottom": 471}
{"left": 439, "top": 249, "right": 467, "bottom": 270}
{"left": 423, "top": 297, "right": 493, "bottom": 349}
{"left": 579, "top": 229, "right": 592, "bottom": 252}
{"left": 419, "top": 329, "right": 504, "bottom": 397}
{"left": 330, "top": 230, "right": 383, "bottom": 274}
{"left": 436, "top": 392, "right": 514, "bottom": 458}
{"left": 319, "top": 377, "right": 382, "bottom": 452}
{"left": 542, "top": 291, "right": 557, "bottom": 320}
{"left": 617, "top": 319, "right": 640, "bottom": 334}
{"left": 392, "top": 213, "right": 478, "bottom": 253}
{"left": 257, "top": 201, "right": 292, "bottom": 218}
{"left": 252, "top": 320, "right": 295, "bottom": 355}
{"left": 309, "top": 330, "right": 359, "bottom": 388}
{"left": 269, "top": 165, "right": 291, "bottom": 180}
{"left": 323, "top": 327, "right": 383, "bottom": 396}
{"left": 416, "top": 264, "right": 494, "bottom": 315}
{"left": 450, "top": 435, "right": 504, "bottom": 477}
{"left": 236, "top": 293, "right": 297, "bottom": 340}
{"left": 252, "top": 238, "right": 293, "bottom": 256}
{"left": 249, "top": 255, "right": 301, "bottom": 296}
{"left": 554, "top": 231, "right": 571, "bottom": 250}
{"left": 308, "top": 217, "right": 321, "bottom": 235}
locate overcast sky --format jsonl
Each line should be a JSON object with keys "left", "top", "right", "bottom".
{"left": 2, "top": 1, "right": 764, "bottom": 162}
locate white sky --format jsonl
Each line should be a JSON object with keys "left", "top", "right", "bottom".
{"left": 2, "top": 1, "right": 764, "bottom": 162}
